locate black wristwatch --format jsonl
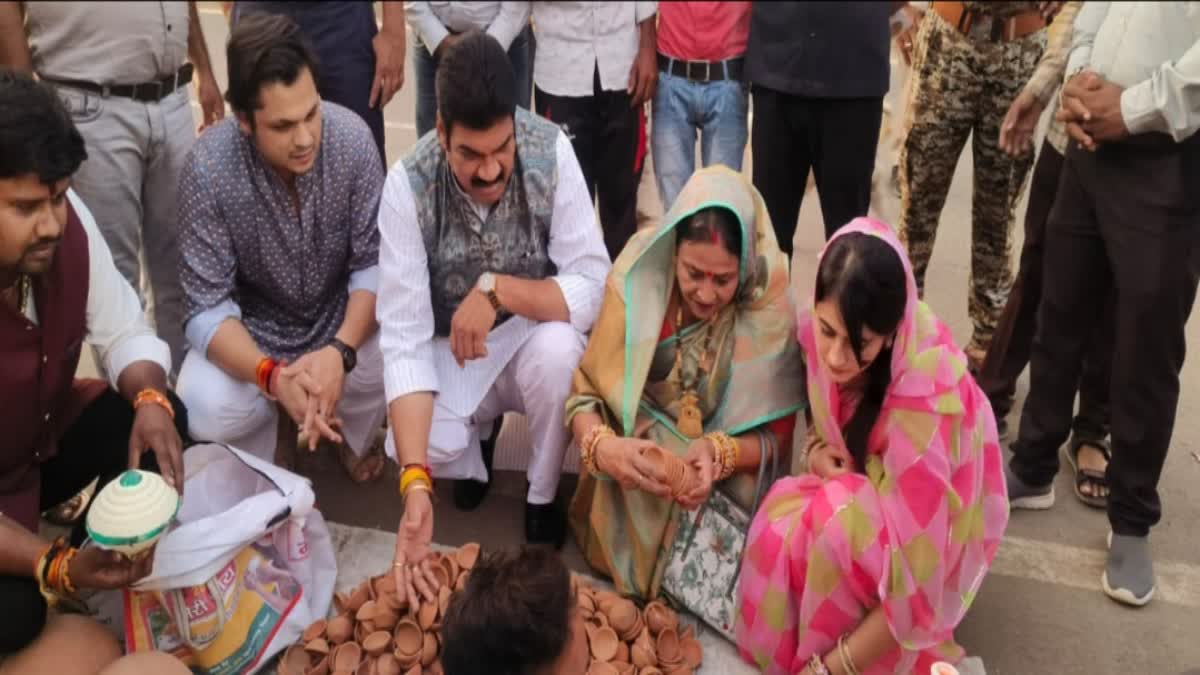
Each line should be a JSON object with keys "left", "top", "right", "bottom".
{"left": 329, "top": 338, "right": 357, "bottom": 373}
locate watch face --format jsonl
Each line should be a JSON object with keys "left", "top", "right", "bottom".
{"left": 478, "top": 272, "right": 495, "bottom": 293}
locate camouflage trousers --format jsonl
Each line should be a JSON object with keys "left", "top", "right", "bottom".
{"left": 898, "top": 10, "right": 1046, "bottom": 354}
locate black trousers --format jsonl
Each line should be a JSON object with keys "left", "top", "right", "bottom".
{"left": 977, "top": 139, "right": 1111, "bottom": 446}
{"left": 536, "top": 68, "right": 646, "bottom": 260}
{"left": 1011, "top": 136, "right": 1200, "bottom": 537}
{"left": 750, "top": 85, "right": 882, "bottom": 251}
{"left": 0, "top": 388, "right": 188, "bottom": 655}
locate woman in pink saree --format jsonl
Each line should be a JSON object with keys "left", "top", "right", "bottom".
{"left": 736, "top": 218, "right": 1008, "bottom": 674}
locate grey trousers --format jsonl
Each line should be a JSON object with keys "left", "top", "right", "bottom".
{"left": 53, "top": 85, "right": 194, "bottom": 373}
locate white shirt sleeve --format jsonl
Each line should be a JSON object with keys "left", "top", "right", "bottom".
{"left": 1121, "top": 37, "right": 1200, "bottom": 141}
{"left": 547, "top": 131, "right": 613, "bottom": 334}
{"left": 71, "top": 190, "right": 171, "bottom": 386}
{"left": 487, "top": 2, "right": 531, "bottom": 51}
{"left": 376, "top": 168, "right": 440, "bottom": 404}
{"left": 405, "top": 1, "right": 449, "bottom": 54}
{"left": 635, "top": 1, "right": 658, "bottom": 24}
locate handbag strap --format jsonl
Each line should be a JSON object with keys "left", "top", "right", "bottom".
{"left": 724, "top": 427, "right": 779, "bottom": 597}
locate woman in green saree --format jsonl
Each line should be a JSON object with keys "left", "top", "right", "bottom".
{"left": 567, "top": 166, "right": 806, "bottom": 600}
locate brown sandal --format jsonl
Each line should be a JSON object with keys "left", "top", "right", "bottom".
{"left": 1062, "top": 437, "right": 1110, "bottom": 510}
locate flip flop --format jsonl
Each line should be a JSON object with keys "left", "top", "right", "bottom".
{"left": 42, "top": 489, "right": 92, "bottom": 527}
{"left": 338, "top": 439, "right": 386, "bottom": 484}
{"left": 1061, "top": 436, "right": 1111, "bottom": 510}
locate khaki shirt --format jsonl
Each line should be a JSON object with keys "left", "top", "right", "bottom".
{"left": 25, "top": 1, "right": 188, "bottom": 84}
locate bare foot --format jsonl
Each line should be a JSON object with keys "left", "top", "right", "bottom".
{"left": 1076, "top": 443, "right": 1109, "bottom": 499}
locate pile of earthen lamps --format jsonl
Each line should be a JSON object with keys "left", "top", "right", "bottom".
{"left": 276, "top": 540, "right": 705, "bottom": 675}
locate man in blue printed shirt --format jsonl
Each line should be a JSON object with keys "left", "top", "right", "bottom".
{"left": 176, "top": 14, "right": 388, "bottom": 483}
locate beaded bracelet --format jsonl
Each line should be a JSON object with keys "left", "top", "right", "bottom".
{"left": 133, "top": 388, "right": 175, "bottom": 419}
{"left": 581, "top": 424, "right": 615, "bottom": 478}
{"left": 807, "top": 653, "right": 831, "bottom": 675}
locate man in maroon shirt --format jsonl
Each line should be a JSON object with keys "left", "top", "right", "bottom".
{"left": 0, "top": 71, "right": 187, "bottom": 659}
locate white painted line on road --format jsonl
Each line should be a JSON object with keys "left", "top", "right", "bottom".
{"left": 992, "top": 535, "right": 1200, "bottom": 609}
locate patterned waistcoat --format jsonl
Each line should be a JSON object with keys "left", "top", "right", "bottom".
{"left": 404, "top": 108, "right": 560, "bottom": 337}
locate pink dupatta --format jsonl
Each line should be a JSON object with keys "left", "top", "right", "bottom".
{"left": 800, "top": 218, "right": 1008, "bottom": 649}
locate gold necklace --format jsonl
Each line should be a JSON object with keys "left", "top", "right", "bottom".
{"left": 673, "top": 301, "right": 714, "bottom": 439}
{"left": 6, "top": 274, "right": 29, "bottom": 314}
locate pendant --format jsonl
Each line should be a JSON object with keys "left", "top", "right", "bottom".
{"left": 676, "top": 391, "right": 704, "bottom": 439}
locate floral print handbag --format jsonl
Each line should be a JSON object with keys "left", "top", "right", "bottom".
{"left": 661, "top": 429, "right": 778, "bottom": 641}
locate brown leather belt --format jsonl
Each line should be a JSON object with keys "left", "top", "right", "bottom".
{"left": 931, "top": 2, "right": 1046, "bottom": 42}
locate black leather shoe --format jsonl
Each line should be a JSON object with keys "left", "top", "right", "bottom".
{"left": 524, "top": 502, "right": 567, "bottom": 549}
{"left": 452, "top": 423, "right": 498, "bottom": 511}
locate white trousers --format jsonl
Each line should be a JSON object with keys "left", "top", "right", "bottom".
{"left": 385, "top": 322, "right": 586, "bottom": 505}
{"left": 177, "top": 334, "right": 388, "bottom": 463}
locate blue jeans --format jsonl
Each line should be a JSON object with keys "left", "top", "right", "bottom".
{"left": 414, "top": 27, "right": 532, "bottom": 139}
{"left": 651, "top": 69, "right": 749, "bottom": 209}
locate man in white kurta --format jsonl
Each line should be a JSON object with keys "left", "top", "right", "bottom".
{"left": 378, "top": 32, "right": 609, "bottom": 546}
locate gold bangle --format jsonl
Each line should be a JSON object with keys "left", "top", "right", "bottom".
{"left": 581, "top": 424, "right": 615, "bottom": 478}
{"left": 703, "top": 431, "right": 738, "bottom": 480}
{"left": 405, "top": 481, "right": 433, "bottom": 496}
{"left": 837, "top": 634, "right": 861, "bottom": 675}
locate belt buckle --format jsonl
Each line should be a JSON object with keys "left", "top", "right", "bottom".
{"left": 686, "top": 60, "right": 711, "bottom": 82}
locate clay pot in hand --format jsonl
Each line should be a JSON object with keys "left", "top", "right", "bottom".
{"left": 327, "top": 615, "right": 354, "bottom": 645}
{"left": 588, "top": 627, "right": 620, "bottom": 662}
